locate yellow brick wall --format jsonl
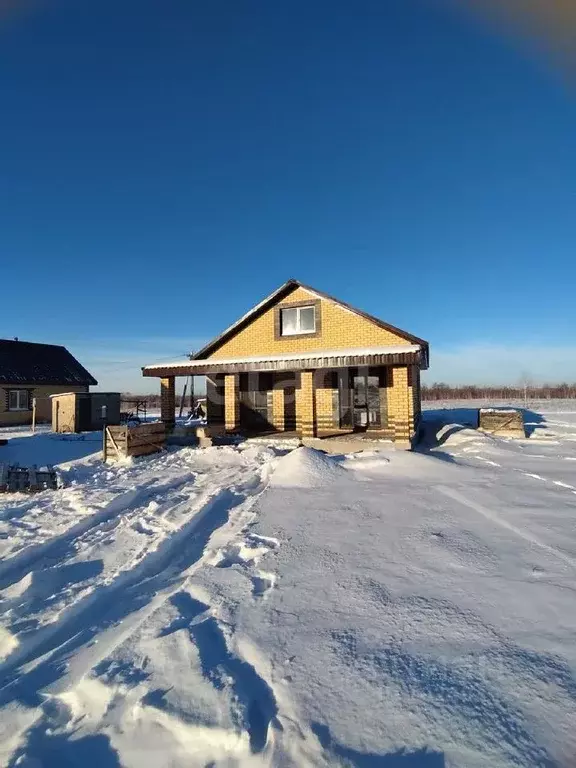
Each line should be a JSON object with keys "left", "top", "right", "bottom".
{"left": 160, "top": 377, "right": 176, "bottom": 426}
{"left": 294, "top": 387, "right": 302, "bottom": 433}
{"left": 299, "top": 371, "right": 316, "bottom": 437}
{"left": 209, "top": 286, "right": 413, "bottom": 358}
{"left": 315, "top": 387, "right": 335, "bottom": 434}
{"left": 271, "top": 388, "right": 285, "bottom": 431}
{"left": 0, "top": 384, "right": 88, "bottom": 425}
{"left": 224, "top": 374, "right": 240, "bottom": 432}
{"left": 387, "top": 366, "right": 414, "bottom": 444}
{"left": 410, "top": 365, "right": 421, "bottom": 429}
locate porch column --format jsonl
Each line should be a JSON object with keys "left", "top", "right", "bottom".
{"left": 387, "top": 366, "right": 413, "bottom": 449}
{"left": 271, "top": 389, "right": 285, "bottom": 431}
{"left": 160, "top": 377, "right": 175, "bottom": 429}
{"left": 224, "top": 374, "right": 240, "bottom": 433}
{"left": 299, "top": 370, "right": 317, "bottom": 438}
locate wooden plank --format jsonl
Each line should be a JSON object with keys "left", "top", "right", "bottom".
{"left": 128, "top": 443, "right": 164, "bottom": 458}
{"left": 107, "top": 426, "right": 128, "bottom": 439}
{"left": 126, "top": 434, "right": 166, "bottom": 449}
{"left": 126, "top": 424, "right": 165, "bottom": 437}
{"left": 106, "top": 434, "right": 127, "bottom": 445}
{"left": 479, "top": 409, "right": 525, "bottom": 436}
{"left": 127, "top": 423, "right": 165, "bottom": 437}
{"left": 126, "top": 433, "right": 165, "bottom": 448}
{"left": 105, "top": 427, "right": 123, "bottom": 458}
{"left": 103, "top": 423, "right": 166, "bottom": 461}
{"left": 107, "top": 433, "right": 128, "bottom": 443}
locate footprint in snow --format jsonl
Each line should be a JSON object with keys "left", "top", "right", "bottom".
{"left": 251, "top": 571, "right": 276, "bottom": 598}
{"left": 211, "top": 534, "right": 280, "bottom": 599}
{"left": 133, "top": 519, "right": 156, "bottom": 535}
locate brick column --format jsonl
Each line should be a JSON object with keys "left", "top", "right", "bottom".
{"left": 387, "top": 366, "right": 413, "bottom": 448}
{"left": 160, "top": 377, "right": 175, "bottom": 429}
{"left": 299, "top": 370, "right": 317, "bottom": 438}
{"left": 272, "top": 387, "right": 285, "bottom": 432}
{"left": 224, "top": 374, "right": 240, "bottom": 433}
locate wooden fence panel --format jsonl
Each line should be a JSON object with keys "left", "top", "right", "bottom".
{"left": 479, "top": 409, "right": 526, "bottom": 437}
{"left": 105, "top": 423, "right": 166, "bottom": 460}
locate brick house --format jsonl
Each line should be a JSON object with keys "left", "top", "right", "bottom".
{"left": 142, "top": 280, "right": 429, "bottom": 447}
{"left": 0, "top": 339, "right": 97, "bottom": 426}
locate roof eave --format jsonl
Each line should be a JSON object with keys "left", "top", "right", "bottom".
{"left": 191, "top": 279, "right": 300, "bottom": 360}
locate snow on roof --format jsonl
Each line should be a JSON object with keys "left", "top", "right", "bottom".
{"left": 48, "top": 392, "right": 78, "bottom": 398}
{"left": 143, "top": 345, "right": 421, "bottom": 370}
{"left": 479, "top": 408, "right": 521, "bottom": 414}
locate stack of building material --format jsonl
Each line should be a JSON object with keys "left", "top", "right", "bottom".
{"left": 0, "top": 464, "right": 58, "bottom": 492}
{"left": 104, "top": 422, "right": 166, "bottom": 460}
{"left": 478, "top": 408, "right": 526, "bottom": 438}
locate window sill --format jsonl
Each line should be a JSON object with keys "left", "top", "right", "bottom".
{"left": 8, "top": 408, "right": 31, "bottom": 413}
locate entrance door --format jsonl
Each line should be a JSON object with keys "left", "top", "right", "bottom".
{"left": 78, "top": 395, "right": 92, "bottom": 432}
{"left": 352, "top": 375, "right": 381, "bottom": 429}
{"left": 239, "top": 373, "right": 273, "bottom": 432}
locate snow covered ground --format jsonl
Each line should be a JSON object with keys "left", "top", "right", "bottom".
{"left": 0, "top": 404, "right": 575, "bottom": 767}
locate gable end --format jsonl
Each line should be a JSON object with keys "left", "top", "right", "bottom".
{"left": 193, "top": 280, "right": 428, "bottom": 364}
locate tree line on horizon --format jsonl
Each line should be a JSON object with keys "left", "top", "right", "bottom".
{"left": 124, "top": 382, "right": 576, "bottom": 406}
{"left": 422, "top": 382, "right": 576, "bottom": 401}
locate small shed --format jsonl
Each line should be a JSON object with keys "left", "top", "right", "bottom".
{"left": 51, "top": 392, "right": 121, "bottom": 433}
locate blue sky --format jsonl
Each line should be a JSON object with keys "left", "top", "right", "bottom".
{"left": 1, "top": 0, "right": 575, "bottom": 392}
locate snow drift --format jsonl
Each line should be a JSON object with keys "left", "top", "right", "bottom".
{"left": 269, "top": 446, "right": 347, "bottom": 488}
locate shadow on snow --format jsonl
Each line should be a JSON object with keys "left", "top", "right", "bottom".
{"left": 311, "top": 721, "right": 445, "bottom": 766}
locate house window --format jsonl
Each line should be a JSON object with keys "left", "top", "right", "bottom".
{"left": 280, "top": 305, "right": 316, "bottom": 336}
{"left": 8, "top": 390, "right": 30, "bottom": 411}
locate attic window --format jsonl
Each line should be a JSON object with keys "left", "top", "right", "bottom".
{"left": 280, "top": 305, "right": 316, "bottom": 336}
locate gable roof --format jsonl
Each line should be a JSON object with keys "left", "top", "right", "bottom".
{"left": 0, "top": 339, "right": 98, "bottom": 386}
{"left": 192, "top": 279, "right": 429, "bottom": 361}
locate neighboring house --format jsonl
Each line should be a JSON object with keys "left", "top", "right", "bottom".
{"left": 142, "top": 280, "right": 429, "bottom": 447}
{"left": 0, "top": 339, "right": 97, "bottom": 426}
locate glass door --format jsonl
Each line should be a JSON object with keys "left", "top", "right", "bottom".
{"left": 352, "top": 375, "right": 381, "bottom": 429}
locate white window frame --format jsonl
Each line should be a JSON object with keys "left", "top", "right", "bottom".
{"left": 280, "top": 305, "right": 316, "bottom": 336}
{"left": 8, "top": 390, "right": 30, "bottom": 411}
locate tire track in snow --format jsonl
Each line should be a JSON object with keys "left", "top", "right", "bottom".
{"left": 0, "top": 462, "right": 270, "bottom": 711}
{"left": 0, "top": 489, "right": 142, "bottom": 591}
{"left": 436, "top": 485, "right": 576, "bottom": 568}
{"left": 0, "top": 474, "right": 197, "bottom": 592}
{"left": 461, "top": 453, "right": 576, "bottom": 496}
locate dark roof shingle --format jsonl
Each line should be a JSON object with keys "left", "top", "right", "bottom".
{"left": 0, "top": 339, "right": 97, "bottom": 386}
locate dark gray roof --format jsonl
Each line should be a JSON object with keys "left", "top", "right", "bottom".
{"left": 0, "top": 339, "right": 97, "bottom": 386}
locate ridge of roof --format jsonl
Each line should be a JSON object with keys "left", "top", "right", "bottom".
{"left": 0, "top": 338, "right": 67, "bottom": 348}
{"left": 0, "top": 338, "right": 98, "bottom": 386}
{"left": 192, "top": 280, "right": 428, "bottom": 361}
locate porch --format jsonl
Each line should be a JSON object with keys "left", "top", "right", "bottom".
{"left": 142, "top": 347, "right": 424, "bottom": 447}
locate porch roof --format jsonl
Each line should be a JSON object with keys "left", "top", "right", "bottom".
{"left": 142, "top": 345, "right": 425, "bottom": 377}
